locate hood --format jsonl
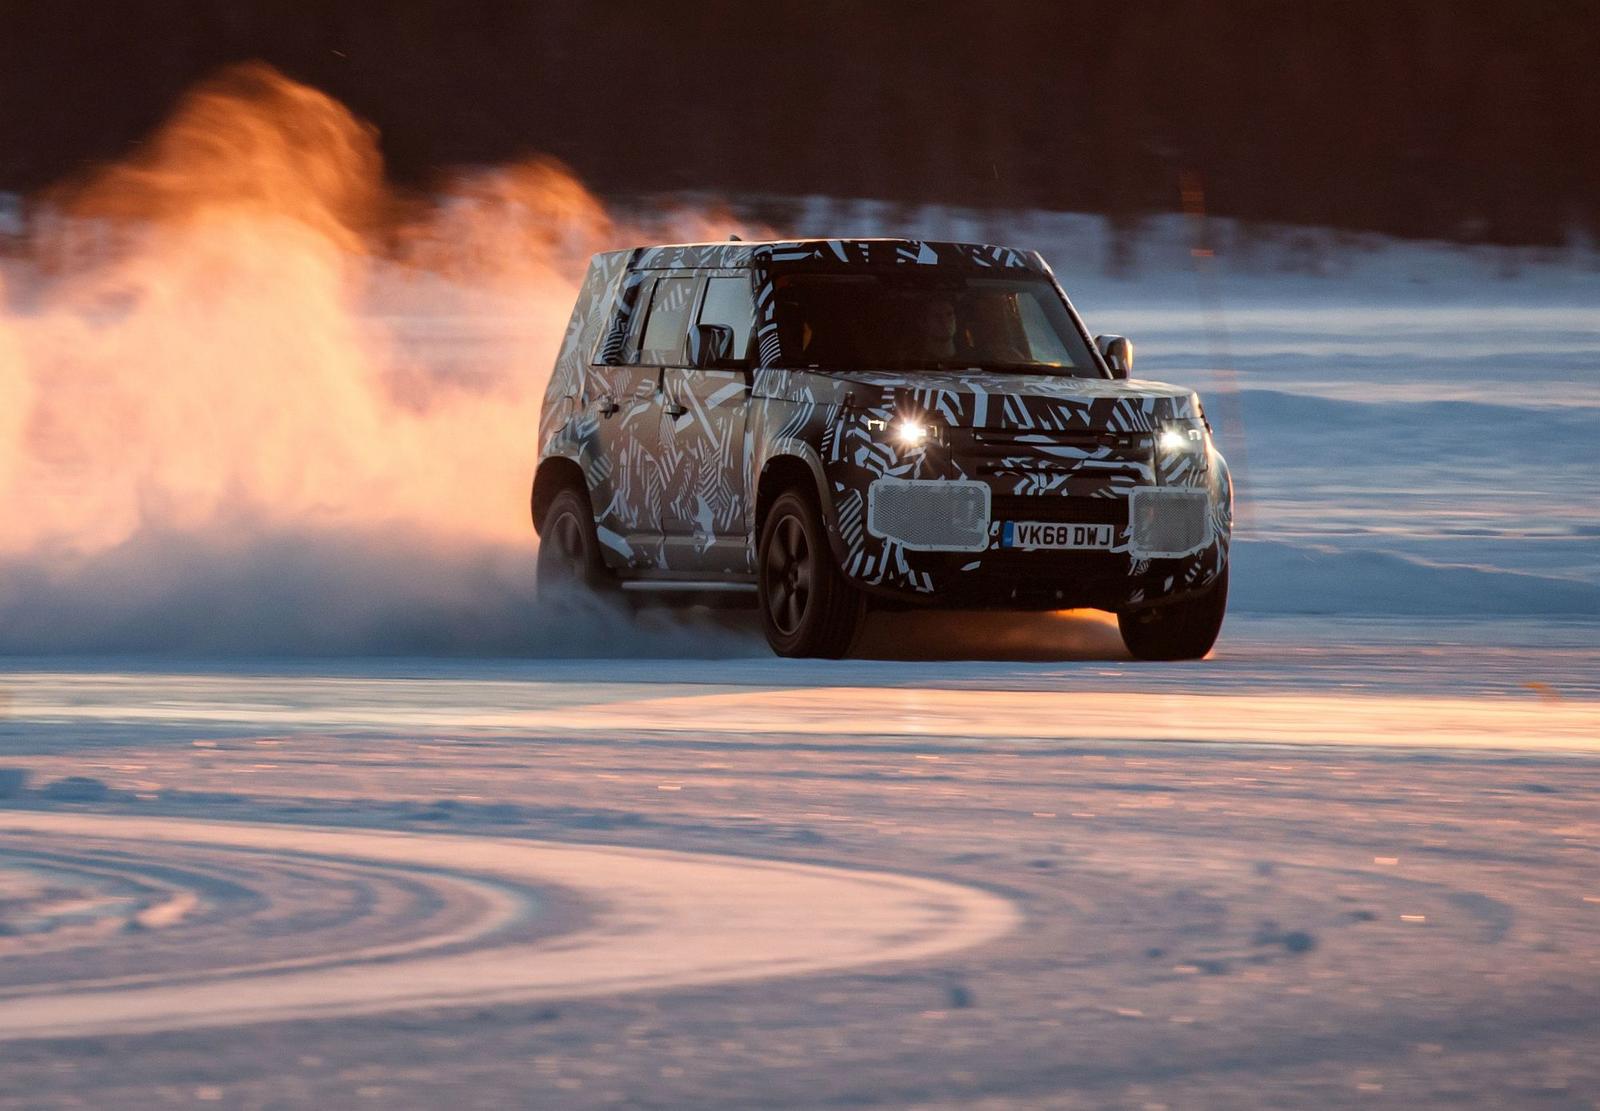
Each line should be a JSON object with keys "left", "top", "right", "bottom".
{"left": 781, "top": 367, "right": 1203, "bottom": 431}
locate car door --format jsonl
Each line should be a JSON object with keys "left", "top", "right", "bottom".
{"left": 589, "top": 273, "right": 695, "bottom": 568}
{"left": 658, "top": 272, "right": 756, "bottom": 574}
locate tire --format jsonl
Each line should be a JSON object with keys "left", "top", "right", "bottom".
{"left": 536, "top": 487, "right": 615, "bottom": 601}
{"left": 758, "top": 490, "right": 862, "bottom": 658}
{"left": 1118, "top": 565, "right": 1229, "bottom": 661}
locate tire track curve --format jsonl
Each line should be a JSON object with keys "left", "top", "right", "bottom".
{"left": 0, "top": 813, "right": 1019, "bottom": 1040}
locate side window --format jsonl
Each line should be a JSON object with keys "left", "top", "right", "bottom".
{"left": 637, "top": 276, "right": 696, "bottom": 365}
{"left": 595, "top": 273, "right": 650, "bottom": 366}
{"left": 697, "top": 275, "right": 755, "bottom": 363}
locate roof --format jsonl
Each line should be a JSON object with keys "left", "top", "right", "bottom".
{"left": 627, "top": 238, "right": 1044, "bottom": 273}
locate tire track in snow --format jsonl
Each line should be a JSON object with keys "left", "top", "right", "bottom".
{"left": 0, "top": 813, "right": 1019, "bottom": 1040}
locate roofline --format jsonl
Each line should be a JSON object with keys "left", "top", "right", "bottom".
{"left": 633, "top": 236, "right": 1018, "bottom": 253}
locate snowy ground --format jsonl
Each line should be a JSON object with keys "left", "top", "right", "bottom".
{"left": 2, "top": 614, "right": 1598, "bottom": 752}
{"left": 3, "top": 643, "right": 1600, "bottom": 1107}
{"left": 3, "top": 210, "right": 1599, "bottom": 1106}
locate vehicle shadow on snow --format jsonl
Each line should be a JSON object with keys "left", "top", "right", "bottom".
{"left": 542, "top": 589, "right": 1132, "bottom": 662}
{"left": 851, "top": 608, "right": 1133, "bottom": 662}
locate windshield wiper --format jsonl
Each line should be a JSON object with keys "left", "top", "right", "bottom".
{"left": 969, "top": 362, "right": 1089, "bottom": 377}
{"left": 771, "top": 360, "right": 1090, "bottom": 376}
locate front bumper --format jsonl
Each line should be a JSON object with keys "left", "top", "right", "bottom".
{"left": 827, "top": 472, "right": 1232, "bottom": 611}
{"left": 856, "top": 545, "right": 1227, "bottom": 611}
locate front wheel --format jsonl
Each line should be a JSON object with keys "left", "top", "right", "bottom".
{"left": 1118, "top": 565, "right": 1228, "bottom": 661}
{"left": 758, "top": 490, "right": 862, "bottom": 658}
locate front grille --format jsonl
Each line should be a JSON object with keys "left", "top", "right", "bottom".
{"left": 950, "top": 428, "right": 1150, "bottom": 478}
{"left": 989, "top": 494, "right": 1126, "bottom": 527}
{"left": 1129, "top": 488, "right": 1211, "bottom": 557}
{"left": 951, "top": 428, "right": 1150, "bottom": 454}
{"left": 866, "top": 479, "right": 990, "bottom": 552}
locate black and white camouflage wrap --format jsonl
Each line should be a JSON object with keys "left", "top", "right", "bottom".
{"left": 537, "top": 239, "right": 1231, "bottom": 609}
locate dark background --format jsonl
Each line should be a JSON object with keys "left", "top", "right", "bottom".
{"left": 2, "top": 0, "right": 1594, "bottom": 245}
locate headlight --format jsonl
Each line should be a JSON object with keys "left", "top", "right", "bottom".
{"left": 1157, "top": 419, "right": 1208, "bottom": 456}
{"left": 864, "top": 414, "right": 942, "bottom": 449}
{"left": 895, "top": 418, "right": 928, "bottom": 448}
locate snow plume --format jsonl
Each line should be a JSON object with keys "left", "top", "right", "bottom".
{"left": 0, "top": 63, "right": 761, "bottom": 654}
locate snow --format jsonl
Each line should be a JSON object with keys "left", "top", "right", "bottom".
{"left": 4, "top": 658, "right": 1600, "bottom": 1106}
{"left": 0, "top": 812, "right": 1016, "bottom": 1040}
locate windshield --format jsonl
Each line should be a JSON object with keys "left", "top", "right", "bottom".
{"left": 764, "top": 271, "right": 1103, "bottom": 376}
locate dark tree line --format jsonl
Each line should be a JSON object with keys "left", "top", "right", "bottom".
{"left": 2, "top": 0, "right": 1595, "bottom": 245}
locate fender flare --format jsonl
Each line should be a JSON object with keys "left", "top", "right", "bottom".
{"left": 530, "top": 449, "right": 588, "bottom": 533}
{"left": 757, "top": 438, "right": 850, "bottom": 566}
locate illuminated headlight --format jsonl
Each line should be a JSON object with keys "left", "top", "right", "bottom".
{"left": 1157, "top": 419, "right": 1208, "bottom": 456}
{"left": 895, "top": 418, "right": 928, "bottom": 448}
{"left": 864, "top": 414, "right": 941, "bottom": 449}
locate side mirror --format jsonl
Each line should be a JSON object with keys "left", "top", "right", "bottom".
{"left": 1096, "top": 334, "right": 1133, "bottom": 379}
{"left": 688, "top": 323, "right": 738, "bottom": 369}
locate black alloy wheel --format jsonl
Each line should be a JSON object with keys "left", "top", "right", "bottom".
{"left": 536, "top": 487, "right": 612, "bottom": 599}
{"left": 765, "top": 514, "right": 811, "bottom": 635}
{"left": 758, "top": 490, "right": 862, "bottom": 658}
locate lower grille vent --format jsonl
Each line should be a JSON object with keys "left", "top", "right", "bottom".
{"left": 867, "top": 479, "right": 990, "bottom": 552}
{"left": 1129, "top": 488, "right": 1211, "bottom": 558}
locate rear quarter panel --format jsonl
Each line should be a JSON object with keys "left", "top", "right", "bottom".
{"left": 538, "top": 250, "right": 635, "bottom": 487}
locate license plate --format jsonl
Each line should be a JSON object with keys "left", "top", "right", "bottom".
{"left": 1002, "top": 521, "right": 1116, "bottom": 550}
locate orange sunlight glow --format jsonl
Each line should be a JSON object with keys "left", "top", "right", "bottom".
{"left": 0, "top": 63, "right": 760, "bottom": 559}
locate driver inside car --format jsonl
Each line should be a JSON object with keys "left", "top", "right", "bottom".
{"left": 919, "top": 296, "right": 959, "bottom": 361}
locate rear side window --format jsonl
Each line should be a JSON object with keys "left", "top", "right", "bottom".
{"left": 637, "top": 276, "right": 696, "bottom": 365}
{"left": 595, "top": 274, "right": 649, "bottom": 366}
{"left": 697, "top": 276, "right": 755, "bottom": 362}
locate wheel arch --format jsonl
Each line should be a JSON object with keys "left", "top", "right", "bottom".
{"left": 754, "top": 441, "right": 847, "bottom": 565}
{"left": 530, "top": 455, "right": 590, "bottom": 536}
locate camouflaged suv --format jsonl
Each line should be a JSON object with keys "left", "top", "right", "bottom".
{"left": 532, "top": 238, "right": 1231, "bottom": 659}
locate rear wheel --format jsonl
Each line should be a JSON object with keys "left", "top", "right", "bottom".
{"left": 758, "top": 490, "right": 862, "bottom": 658}
{"left": 536, "top": 488, "right": 614, "bottom": 601}
{"left": 1118, "top": 566, "right": 1228, "bottom": 661}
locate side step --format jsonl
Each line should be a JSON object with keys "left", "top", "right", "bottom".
{"left": 618, "top": 579, "right": 757, "bottom": 610}
{"left": 619, "top": 580, "right": 757, "bottom": 593}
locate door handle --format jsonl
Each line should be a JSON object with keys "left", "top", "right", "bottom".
{"left": 595, "top": 395, "right": 619, "bottom": 416}
{"left": 663, "top": 399, "right": 688, "bottom": 417}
